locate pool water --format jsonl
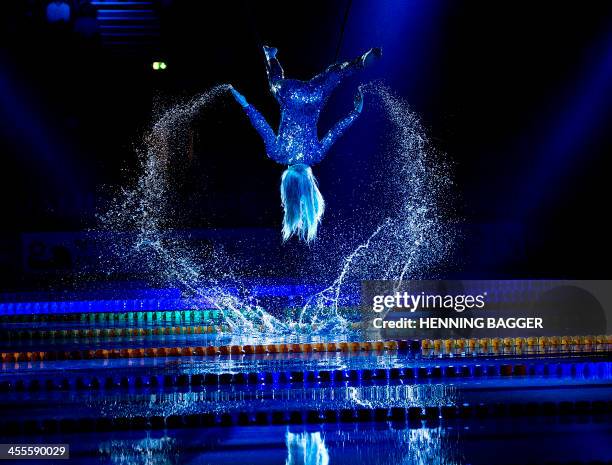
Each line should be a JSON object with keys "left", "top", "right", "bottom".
{"left": 5, "top": 419, "right": 611, "bottom": 465}
{"left": 1, "top": 297, "right": 611, "bottom": 464}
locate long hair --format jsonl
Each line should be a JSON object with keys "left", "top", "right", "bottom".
{"left": 280, "top": 164, "right": 325, "bottom": 242}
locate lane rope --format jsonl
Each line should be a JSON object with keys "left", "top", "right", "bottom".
{"left": 0, "top": 336, "right": 610, "bottom": 363}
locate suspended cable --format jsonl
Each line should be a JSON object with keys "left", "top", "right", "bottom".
{"left": 334, "top": 0, "right": 353, "bottom": 61}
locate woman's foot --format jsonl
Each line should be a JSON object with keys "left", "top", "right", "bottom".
{"left": 263, "top": 45, "right": 278, "bottom": 60}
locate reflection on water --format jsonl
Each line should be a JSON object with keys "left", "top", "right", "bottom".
{"left": 332, "top": 427, "right": 461, "bottom": 465}
{"left": 91, "top": 384, "right": 458, "bottom": 418}
{"left": 98, "top": 434, "right": 178, "bottom": 465}
{"left": 286, "top": 427, "right": 460, "bottom": 465}
{"left": 286, "top": 431, "right": 330, "bottom": 465}
{"left": 95, "top": 426, "right": 462, "bottom": 465}
{"left": 90, "top": 419, "right": 611, "bottom": 465}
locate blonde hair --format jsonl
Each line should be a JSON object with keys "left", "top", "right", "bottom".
{"left": 280, "top": 164, "right": 325, "bottom": 242}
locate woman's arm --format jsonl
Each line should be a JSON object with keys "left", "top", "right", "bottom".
{"left": 230, "top": 86, "right": 279, "bottom": 160}
{"left": 318, "top": 88, "right": 363, "bottom": 159}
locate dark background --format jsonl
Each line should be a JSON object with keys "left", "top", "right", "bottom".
{"left": 0, "top": 0, "right": 611, "bottom": 290}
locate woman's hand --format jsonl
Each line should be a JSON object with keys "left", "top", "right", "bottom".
{"left": 229, "top": 85, "right": 248, "bottom": 107}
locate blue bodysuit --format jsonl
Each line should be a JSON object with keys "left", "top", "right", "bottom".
{"left": 231, "top": 46, "right": 381, "bottom": 242}
{"left": 232, "top": 46, "right": 381, "bottom": 165}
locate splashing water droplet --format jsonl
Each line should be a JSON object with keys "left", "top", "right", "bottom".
{"left": 98, "top": 82, "right": 456, "bottom": 339}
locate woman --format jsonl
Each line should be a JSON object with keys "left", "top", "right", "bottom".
{"left": 230, "top": 45, "right": 381, "bottom": 242}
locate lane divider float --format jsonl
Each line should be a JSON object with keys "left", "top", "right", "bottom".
{"left": 1, "top": 325, "right": 229, "bottom": 341}
{"left": 1, "top": 336, "right": 609, "bottom": 363}
{"left": 1, "top": 359, "right": 609, "bottom": 392}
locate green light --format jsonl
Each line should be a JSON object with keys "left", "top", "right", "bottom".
{"left": 152, "top": 61, "right": 167, "bottom": 71}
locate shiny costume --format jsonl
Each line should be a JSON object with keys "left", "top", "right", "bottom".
{"left": 231, "top": 45, "right": 381, "bottom": 242}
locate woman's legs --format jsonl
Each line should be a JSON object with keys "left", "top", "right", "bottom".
{"left": 311, "top": 47, "right": 382, "bottom": 95}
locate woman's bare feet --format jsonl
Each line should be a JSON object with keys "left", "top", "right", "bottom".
{"left": 263, "top": 45, "right": 278, "bottom": 60}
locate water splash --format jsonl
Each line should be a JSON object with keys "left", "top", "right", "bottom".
{"left": 98, "top": 82, "right": 454, "bottom": 338}
{"left": 99, "top": 85, "right": 289, "bottom": 335}
{"left": 297, "top": 83, "right": 455, "bottom": 332}
{"left": 297, "top": 219, "right": 391, "bottom": 332}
